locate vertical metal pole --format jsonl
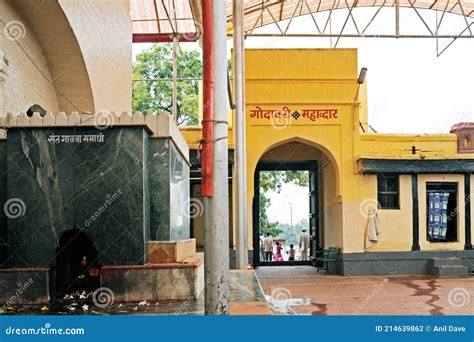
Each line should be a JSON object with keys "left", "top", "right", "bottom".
{"left": 290, "top": 203, "right": 293, "bottom": 243}
{"left": 233, "top": 0, "right": 248, "bottom": 270}
{"left": 395, "top": 0, "right": 400, "bottom": 38}
{"left": 172, "top": 34, "right": 178, "bottom": 121}
{"left": 464, "top": 174, "right": 472, "bottom": 250}
{"left": 411, "top": 174, "right": 420, "bottom": 251}
{"left": 205, "top": 0, "right": 229, "bottom": 315}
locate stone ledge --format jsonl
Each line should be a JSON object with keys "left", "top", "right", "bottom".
{"left": 0, "top": 268, "right": 50, "bottom": 304}
{"left": 101, "top": 253, "right": 204, "bottom": 302}
{"left": 102, "top": 252, "right": 204, "bottom": 270}
{"left": 147, "top": 239, "right": 196, "bottom": 263}
{"left": 0, "top": 267, "right": 49, "bottom": 273}
{"left": 340, "top": 251, "right": 474, "bottom": 276}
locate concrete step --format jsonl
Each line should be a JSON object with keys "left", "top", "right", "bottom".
{"left": 432, "top": 265, "right": 469, "bottom": 278}
{"left": 429, "top": 257, "right": 464, "bottom": 268}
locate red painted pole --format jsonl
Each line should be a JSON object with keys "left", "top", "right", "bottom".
{"left": 201, "top": 0, "right": 213, "bottom": 197}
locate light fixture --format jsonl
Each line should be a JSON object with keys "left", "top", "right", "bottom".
{"left": 357, "top": 67, "right": 367, "bottom": 85}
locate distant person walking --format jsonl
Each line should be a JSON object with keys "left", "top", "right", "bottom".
{"left": 273, "top": 241, "right": 284, "bottom": 262}
{"left": 299, "top": 229, "right": 310, "bottom": 261}
{"left": 263, "top": 233, "right": 273, "bottom": 261}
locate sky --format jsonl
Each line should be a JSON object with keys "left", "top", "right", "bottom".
{"left": 133, "top": 7, "right": 473, "bottom": 134}
{"left": 266, "top": 183, "right": 309, "bottom": 225}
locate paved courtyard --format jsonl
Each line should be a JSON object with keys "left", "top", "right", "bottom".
{"left": 256, "top": 266, "right": 474, "bottom": 315}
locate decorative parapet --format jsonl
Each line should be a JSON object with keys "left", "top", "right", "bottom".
{"left": 0, "top": 111, "right": 189, "bottom": 161}
{"left": 450, "top": 122, "right": 474, "bottom": 154}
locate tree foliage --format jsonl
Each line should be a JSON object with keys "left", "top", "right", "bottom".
{"left": 132, "top": 45, "right": 202, "bottom": 125}
{"left": 276, "top": 218, "right": 309, "bottom": 246}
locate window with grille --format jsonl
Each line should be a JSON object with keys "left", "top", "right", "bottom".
{"left": 377, "top": 175, "right": 400, "bottom": 209}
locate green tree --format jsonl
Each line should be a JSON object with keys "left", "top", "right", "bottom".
{"left": 276, "top": 218, "right": 309, "bottom": 246}
{"left": 259, "top": 195, "right": 283, "bottom": 237}
{"left": 132, "top": 45, "right": 202, "bottom": 125}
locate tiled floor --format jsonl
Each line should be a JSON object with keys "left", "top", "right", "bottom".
{"left": 1, "top": 270, "right": 271, "bottom": 316}
{"left": 256, "top": 266, "right": 474, "bottom": 315}
{"left": 2, "top": 267, "right": 472, "bottom": 316}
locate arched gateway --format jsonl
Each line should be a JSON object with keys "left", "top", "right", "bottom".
{"left": 252, "top": 139, "right": 341, "bottom": 267}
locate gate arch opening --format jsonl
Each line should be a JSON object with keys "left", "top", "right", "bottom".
{"left": 252, "top": 139, "right": 342, "bottom": 268}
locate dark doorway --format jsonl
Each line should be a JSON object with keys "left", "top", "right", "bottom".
{"left": 55, "top": 228, "right": 100, "bottom": 297}
{"left": 253, "top": 161, "right": 320, "bottom": 267}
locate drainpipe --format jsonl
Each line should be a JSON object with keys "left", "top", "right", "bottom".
{"left": 233, "top": 0, "right": 248, "bottom": 270}
{"left": 203, "top": 0, "right": 230, "bottom": 315}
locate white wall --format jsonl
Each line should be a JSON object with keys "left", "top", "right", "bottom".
{"left": 0, "top": 1, "right": 59, "bottom": 116}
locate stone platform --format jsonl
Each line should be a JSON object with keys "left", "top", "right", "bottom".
{"left": 101, "top": 253, "right": 204, "bottom": 302}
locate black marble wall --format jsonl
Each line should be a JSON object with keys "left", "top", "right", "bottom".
{"left": 148, "top": 139, "right": 190, "bottom": 241}
{"left": 6, "top": 127, "right": 149, "bottom": 268}
{"left": 0, "top": 139, "right": 7, "bottom": 264}
{"left": 148, "top": 139, "right": 170, "bottom": 241}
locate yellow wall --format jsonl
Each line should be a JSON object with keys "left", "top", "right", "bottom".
{"left": 343, "top": 175, "right": 413, "bottom": 253}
